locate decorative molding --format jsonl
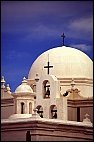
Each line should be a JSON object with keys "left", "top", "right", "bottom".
{"left": 68, "top": 99, "right": 93, "bottom": 107}
{"left": 1, "top": 119, "right": 93, "bottom": 140}
{"left": 1, "top": 98, "right": 14, "bottom": 104}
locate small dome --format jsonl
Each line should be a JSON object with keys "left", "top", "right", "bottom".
{"left": 15, "top": 77, "right": 33, "bottom": 93}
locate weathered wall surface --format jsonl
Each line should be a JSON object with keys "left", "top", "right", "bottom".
{"left": 1, "top": 119, "right": 93, "bottom": 141}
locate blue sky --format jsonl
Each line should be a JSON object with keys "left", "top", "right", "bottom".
{"left": 1, "top": 1, "right": 93, "bottom": 92}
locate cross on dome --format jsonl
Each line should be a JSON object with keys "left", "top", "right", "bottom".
{"left": 44, "top": 54, "right": 53, "bottom": 74}
{"left": 61, "top": 33, "right": 65, "bottom": 46}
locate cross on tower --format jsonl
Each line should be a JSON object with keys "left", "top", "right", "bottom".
{"left": 61, "top": 33, "right": 65, "bottom": 46}
{"left": 44, "top": 55, "right": 53, "bottom": 74}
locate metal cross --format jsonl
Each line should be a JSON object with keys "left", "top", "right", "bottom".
{"left": 61, "top": 33, "right": 65, "bottom": 46}
{"left": 44, "top": 55, "right": 53, "bottom": 74}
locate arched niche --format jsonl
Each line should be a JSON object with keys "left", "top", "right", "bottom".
{"left": 43, "top": 80, "right": 50, "bottom": 99}
{"left": 36, "top": 105, "right": 43, "bottom": 118}
{"left": 29, "top": 102, "right": 32, "bottom": 114}
{"left": 50, "top": 105, "right": 57, "bottom": 119}
{"left": 21, "top": 102, "right": 25, "bottom": 114}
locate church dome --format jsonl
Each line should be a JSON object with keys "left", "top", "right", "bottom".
{"left": 28, "top": 46, "right": 93, "bottom": 79}
{"left": 15, "top": 77, "right": 33, "bottom": 93}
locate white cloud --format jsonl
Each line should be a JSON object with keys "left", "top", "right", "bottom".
{"left": 69, "top": 17, "right": 93, "bottom": 32}
{"left": 70, "top": 44, "right": 92, "bottom": 52}
{"left": 33, "top": 25, "right": 59, "bottom": 37}
{"left": 22, "top": 24, "right": 60, "bottom": 41}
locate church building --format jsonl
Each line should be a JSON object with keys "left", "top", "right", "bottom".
{"left": 1, "top": 45, "right": 93, "bottom": 141}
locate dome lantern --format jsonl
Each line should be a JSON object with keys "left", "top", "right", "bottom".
{"left": 15, "top": 77, "right": 33, "bottom": 93}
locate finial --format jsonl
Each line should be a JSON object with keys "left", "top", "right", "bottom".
{"left": 6, "top": 84, "right": 11, "bottom": 92}
{"left": 35, "top": 74, "right": 39, "bottom": 82}
{"left": 22, "top": 77, "right": 27, "bottom": 84}
{"left": 1, "top": 76, "right": 5, "bottom": 83}
{"left": 83, "top": 113, "right": 92, "bottom": 125}
{"left": 70, "top": 78, "right": 75, "bottom": 90}
{"left": 85, "top": 113, "right": 90, "bottom": 118}
{"left": 23, "top": 77, "right": 26, "bottom": 80}
{"left": 1, "top": 76, "right": 5, "bottom": 88}
{"left": 33, "top": 108, "right": 38, "bottom": 114}
{"left": 32, "top": 108, "right": 41, "bottom": 118}
{"left": 61, "top": 33, "right": 65, "bottom": 46}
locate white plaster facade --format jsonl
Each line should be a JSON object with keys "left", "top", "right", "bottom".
{"left": 27, "top": 46, "right": 93, "bottom": 122}
{"left": 35, "top": 74, "right": 68, "bottom": 120}
{"left": 1, "top": 45, "right": 93, "bottom": 141}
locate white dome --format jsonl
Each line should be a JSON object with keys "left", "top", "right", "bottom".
{"left": 28, "top": 46, "right": 93, "bottom": 79}
{"left": 15, "top": 77, "right": 33, "bottom": 93}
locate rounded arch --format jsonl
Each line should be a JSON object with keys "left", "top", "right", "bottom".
{"left": 49, "top": 105, "right": 57, "bottom": 119}
{"left": 21, "top": 102, "right": 25, "bottom": 114}
{"left": 29, "top": 102, "right": 32, "bottom": 114}
{"left": 36, "top": 105, "right": 43, "bottom": 118}
{"left": 43, "top": 80, "right": 50, "bottom": 98}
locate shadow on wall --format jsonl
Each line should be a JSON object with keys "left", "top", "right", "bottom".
{"left": 26, "top": 130, "right": 31, "bottom": 142}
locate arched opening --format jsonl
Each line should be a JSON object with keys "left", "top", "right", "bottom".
{"left": 26, "top": 130, "right": 31, "bottom": 141}
{"left": 36, "top": 105, "right": 43, "bottom": 118}
{"left": 43, "top": 80, "right": 50, "bottom": 98}
{"left": 77, "top": 107, "right": 80, "bottom": 122}
{"left": 50, "top": 105, "right": 57, "bottom": 119}
{"left": 29, "top": 102, "right": 32, "bottom": 114}
{"left": 21, "top": 102, "right": 25, "bottom": 114}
